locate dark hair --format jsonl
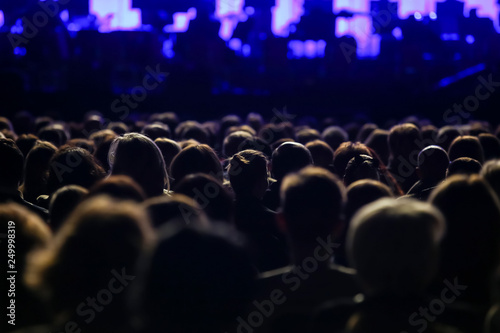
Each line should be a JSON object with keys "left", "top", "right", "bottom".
{"left": 16, "top": 134, "right": 39, "bottom": 158}
{"left": 223, "top": 130, "right": 254, "bottom": 158}
{"left": 228, "top": 149, "right": 268, "bottom": 196}
{"left": 142, "top": 122, "right": 171, "bottom": 140}
{"left": 47, "top": 147, "right": 106, "bottom": 195}
{"left": 49, "top": 185, "right": 88, "bottom": 232}
{"left": 417, "top": 145, "right": 450, "bottom": 181}
{"left": 87, "top": 175, "right": 147, "bottom": 202}
{"left": 271, "top": 142, "right": 312, "bottom": 181}
{"left": 170, "top": 144, "right": 223, "bottom": 185}
{"left": 305, "top": 140, "right": 334, "bottom": 170}
{"left": 22, "top": 141, "right": 58, "bottom": 203}
{"left": 448, "top": 135, "right": 485, "bottom": 164}
{"left": 343, "top": 154, "right": 380, "bottom": 186}
{"left": 281, "top": 166, "right": 345, "bottom": 242}
{"left": 333, "top": 142, "right": 372, "bottom": 177}
{"left": 322, "top": 126, "right": 348, "bottom": 152}
{"left": 154, "top": 138, "right": 181, "bottom": 172}
{"left": 447, "top": 157, "right": 482, "bottom": 177}
{"left": 479, "top": 133, "right": 500, "bottom": 161}
{"left": 143, "top": 193, "right": 207, "bottom": 228}
{"left": 174, "top": 173, "right": 234, "bottom": 223}
{"left": 0, "top": 138, "right": 24, "bottom": 187}
{"left": 109, "top": 133, "right": 168, "bottom": 197}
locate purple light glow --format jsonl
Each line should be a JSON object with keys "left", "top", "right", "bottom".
{"left": 0, "top": 11, "right": 4, "bottom": 29}
{"left": 89, "top": 0, "right": 142, "bottom": 32}
{"left": 272, "top": 0, "right": 305, "bottom": 37}
{"left": 215, "top": 0, "right": 247, "bottom": 41}
{"left": 164, "top": 8, "right": 197, "bottom": 33}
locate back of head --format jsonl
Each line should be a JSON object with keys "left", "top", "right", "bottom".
{"left": 322, "top": 126, "right": 348, "bottom": 152}
{"left": 348, "top": 198, "right": 445, "bottom": 296}
{"left": 364, "top": 129, "right": 390, "bottom": 165}
{"left": 170, "top": 144, "right": 223, "bottom": 185}
{"left": 446, "top": 157, "right": 482, "bottom": 177}
{"left": 223, "top": 130, "right": 254, "bottom": 158}
{"left": 141, "top": 122, "right": 171, "bottom": 141}
{"left": 448, "top": 135, "right": 484, "bottom": 164}
{"left": 437, "top": 126, "right": 461, "bottom": 151}
{"left": 109, "top": 133, "right": 168, "bottom": 197}
{"left": 345, "top": 179, "right": 393, "bottom": 223}
{"left": 139, "top": 225, "right": 256, "bottom": 332}
{"left": 154, "top": 138, "right": 181, "bottom": 170}
{"left": 16, "top": 134, "right": 39, "bottom": 157}
{"left": 333, "top": 141, "right": 372, "bottom": 177}
{"left": 305, "top": 139, "right": 334, "bottom": 169}
{"left": 271, "top": 142, "right": 312, "bottom": 181}
{"left": 47, "top": 147, "right": 105, "bottom": 195}
{"left": 356, "top": 123, "right": 378, "bottom": 143}
{"left": 0, "top": 138, "right": 24, "bottom": 188}
{"left": 175, "top": 121, "right": 209, "bottom": 144}
{"left": 417, "top": 145, "right": 449, "bottom": 181}
{"left": 479, "top": 133, "right": 500, "bottom": 161}
{"left": 281, "top": 166, "right": 345, "bottom": 243}
{"left": 37, "top": 124, "right": 68, "bottom": 148}
{"left": 388, "top": 123, "right": 421, "bottom": 160}
{"left": 343, "top": 154, "right": 380, "bottom": 186}
{"left": 0, "top": 203, "right": 51, "bottom": 272}
{"left": 296, "top": 128, "right": 321, "bottom": 145}
{"left": 143, "top": 193, "right": 207, "bottom": 228}
{"left": 430, "top": 175, "right": 500, "bottom": 278}
{"left": 49, "top": 185, "right": 88, "bottom": 232}
{"left": 174, "top": 173, "right": 233, "bottom": 223}
{"left": 228, "top": 149, "right": 268, "bottom": 198}
{"left": 481, "top": 160, "right": 500, "bottom": 200}
{"left": 27, "top": 196, "right": 153, "bottom": 320}
{"left": 87, "top": 175, "right": 147, "bottom": 202}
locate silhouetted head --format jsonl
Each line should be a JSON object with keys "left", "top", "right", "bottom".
{"left": 348, "top": 198, "right": 444, "bottom": 297}
{"left": 388, "top": 123, "right": 421, "bottom": 161}
{"left": 143, "top": 193, "right": 207, "bottom": 228}
{"left": 364, "top": 129, "right": 390, "bottom": 165}
{"left": 154, "top": 138, "right": 181, "bottom": 171}
{"left": 344, "top": 179, "right": 393, "bottom": 224}
{"left": 0, "top": 138, "right": 25, "bottom": 189}
{"left": 174, "top": 173, "right": 233, "bottom": 223}
{"left": 16, "top": 134, "right": 39, "bottom": 157}
{"left": 333, "top": 142, "right": 372, "bottom": 177}
{"left": 481, "top": 160, "right": 500, "bottom": 200}
{"left": 296, "top": 128, "right": 321, "bottom": 145}
{"left": 271, "top": 142, "right": 312, "bottom": 181}
{"left": 280, "top": 166, "right": 345, "bottom": 245}
{"left": 417, "top": 145, "right": 449, "bottom": 181}
{"left": 437, "top": 126, "right": 461, "bottom": 151}
{"left": 142, "top": 122, "right": 171, "bottom": 140}
{"left": 322, "top": 126, "right": 348, "bottom": 152}
{"left": 223, "top": 130, "right": 254, "bottom": 158}
{"left": 49, "top": 185, "right": 88, "bottom": 232}
{"left": 87, "top": 175, "right": 147, "bottom": 202}
{"left": 344, "top": 154, "right": 380, "bottom": 186}
{"left": 170, "top": 144, "right": 223, "bottom": 185}
{"left": 109, "top": 133, "right": 168, "bottom": 197}
{"left": 228, "top": 149, "right": 269, "bottom": 199}
{"left": 305, "top": 139, "right": 334, "bottom": 169}
{"left": 446, "top": 157, "right": 482, "bottom": 177}
{"left": 479, "top": 133, "right": 500, "bottom": 161}
{"left": 448, "top": 135, "right": 484, "bottom": 164}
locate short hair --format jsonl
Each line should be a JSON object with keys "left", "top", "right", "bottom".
{"left": 228, "top": 149, "right": 268, "bottom": 195}
{"left": 448, "top": 135, "right": 484, "bottom": 163}
{"left": 281, "top": 166, "right": 345, "bottom": 242}
{"left": 447, "top": 157, "right": 482, "bottom": 177}
{"left": 333, "top": 142, "right": 372, "bottom": 177}
{"left": 437, "top": 126, "right": 461, "bottom": 151}
{"left": 0, "top": 138, "right": 24, "bottom": 186}
{"left": 479, "top": 133, "right": 500, "bottom": 161}
{"left": 27, "top": 196, "right": 153, "bottom": 318}
{"left": 348, "top": 198, "right": 445, "bottom": 296}
{"left": 296, "top": 128, "right": 321, "bottom": 145}
{"left": 142, "top": 122, "right": 171, "bottom": 140}
{"left": 170, "top": 144, "right": 223, "bottom": 184}
{"left": 109, "top": 133, "right": 168, "bottom": 197}
{"left": 49, "top": 185, "right": 88, "bottom": 231}
{"left": 364, "top": 129, "right": 390, "bottom": 165}
{"left": 223, "top": 130, "right": 254, "bottom": 158}
{"left": 344, "top": 179, "right": 393, "bottom": 223}
{"left": 16, "top": 134, "right": 39, "bottom": 157}
{"left": 175, "top": 121, "right": 209, "bottom": 144}
{"left": 271, "top": 142, "right": 312, "bottom": 181}
{"left": 23, "top": 141, "right": 58, "bottom": 202}
{"left": 417, "top": 145, "right": 450, "bottom": 180}
{"left": 37, "top": 124, "right": 69, "bottom": 147}
{"left": 305, "top": 140, "right": 334, "bottom": 169}
{"left": 481, "top": 160, "right": 500, "bottom": 200}
{"left": 356, "top": 123, "right": 378, "bottom": 143}
{"left": 322, "top": 126, "right": 348, "bottom": 152}
{"left": 388, "top": 123, "right": 421, "bottom": 159}
{"left": 343, "top": 154, "right": 380, "bottom": 186}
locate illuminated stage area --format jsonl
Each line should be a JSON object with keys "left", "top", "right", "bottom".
{"left": 0, "top": 0, "right": 499, "bottom": 122}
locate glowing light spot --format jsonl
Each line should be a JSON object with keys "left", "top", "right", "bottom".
{"left": 164, "top": 8, "right": 197, "bottom": 33}
{"left": 216, "top": 0, "right": 247, "bottom": 41}
{"left": 60, "top": 9, "right": 69, "bottom": 23}
{"left": 14, "top": 47, "right": 27, "bottom": 57}
{"left": 229, "top": 38, "right": 242, "bottom": 51}
{"left": 245, "top": 7, "right": 256, "bottom": 16}
{"left": 441, "top": 33, "right": 459, "bottom": 41}
{"left": 0, "top": 11, "right": 4, "bottom": 29}
{"left": 429, "top": 11, "right": 437, "bottom": 20}
{"left": 242, "top": 44, "right": 251, "bottom": 57}
{"left": 163, "top": 39, "right": 175, "bottom": 58}
{"left": 465, "top": 35, "right": 475, "bottom": 44}
{"left": 392, "top": 27, "right": 403, "bottom": 40}
{"left": 414, "top": 12, "right": 422, "bottom": 20}
{"left": 272, "top": 0, "right": 305, "bottom": 37}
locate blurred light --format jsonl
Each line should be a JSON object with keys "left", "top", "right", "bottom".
{"left": 229, "top": 38, "right": 242, "bottom": 51}
{"left": 423, "top": 52, "right": 433, "bottom": 60}
{"left": 245, "top": 7, "right": 255, "bottom": 16}
{"left": 90, "top": 0, "right": 142, "bottom": 32}
{"left": 272, "top": 0, "right": 305, "bottom": 37}
{"left": 317, "top": 40, "right": 327, "bottom": 57}
{"left": 441, "top": 33, "right": 459, "bottom": 41}
{"left": 14, "top": 47, "right": 27, "bottom": 57}
{"left": 414, "top": 12, "right": 422, "bottom": 20}
{"left": 67, "top": 23, "right": 81, "bottom": 32}
{"left": 453, "top": 53, "right": 462, "bottom": 60}
{"left": 429, "top": 11, "right": 437, "bottom": 20}
{"left": 11, "top": 19, "right": 23, "bottom": 34}
{"left": 288, "top": 40, "right": 304, "bottom": 58}
{"left": 304, "top": 40, "right": 316, "bottom": 58}
{"left": 60, "top": 9, "right": 69, "bottom": 23}
{"left": 162, "top": 39, "right": 175, "bottom": 58}
{"left": 0, "top": 11, "right": 4, "bottom": 29}
{"left": 392, "top": 27, "right": 403, "bottom": 40}
{"left": 242, "top": 44, "right": 251, "bottom": 57}
{"left": 216, "top": 0, "right": 246, "bottom": 40}
{"left": 465, "top": 35, "right": 475, "bottom": 44}
{"left": 164, "top": 9, "right": 196, "bottom": 33}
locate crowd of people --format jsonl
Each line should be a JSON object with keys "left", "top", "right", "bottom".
{"left": 1, "top": 111, "right": 500, "bottom": 333}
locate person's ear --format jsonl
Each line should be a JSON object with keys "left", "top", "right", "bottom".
{"left": 276, "top": 211, "right": 287, "bottom": 233}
